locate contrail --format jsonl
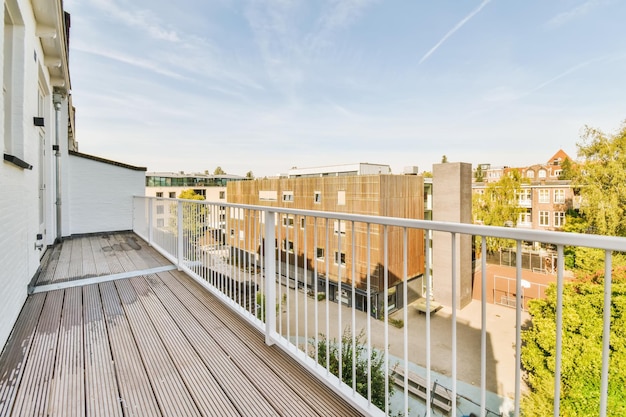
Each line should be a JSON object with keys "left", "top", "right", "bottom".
{"left": 419, "top": 0, "right": 492, "bottom": 65}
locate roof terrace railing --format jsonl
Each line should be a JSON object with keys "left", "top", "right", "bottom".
{"left": 133, "top": 196, "right": 626, "bottom": 417}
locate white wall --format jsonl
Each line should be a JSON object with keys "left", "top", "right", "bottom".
{"left": 68, "top": 153, "right": 145, "bottom": 235}
{"left": 0, "top": 0, "right": 62, "bottom": 348}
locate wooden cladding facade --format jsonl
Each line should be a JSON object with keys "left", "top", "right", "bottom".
{"left": 226, "top": 175, "right": 425, "bottom": 290}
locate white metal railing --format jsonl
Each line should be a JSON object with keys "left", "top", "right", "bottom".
{"left": 132, "top": 196, "right": 626, "bottom": 417}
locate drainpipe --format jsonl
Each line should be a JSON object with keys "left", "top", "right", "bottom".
{"left": 53, "top": 93, "right": 63, "bottom": 242}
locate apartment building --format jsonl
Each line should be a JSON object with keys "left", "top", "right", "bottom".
{"left": 473, "top": 150, "right": 575, "bottom": 231}
{"left": 227, "top": 174, "right": 425, "bottom": 316}
{"left": 146, "top": 171, "right": 246, "bottom": 201}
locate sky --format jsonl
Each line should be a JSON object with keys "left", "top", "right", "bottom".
{"left": 63, "top": 0, "right": 626, "bottom": 177}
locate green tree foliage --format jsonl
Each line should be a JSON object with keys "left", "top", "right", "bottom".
{"left": 214, "top": 166, "right": 226, "bottom": 175}
{"left": 573, "top": 121, "right": 626, "bottom": 237}
{"left": 422, "top": 171, "right": 433, "bottom": 178}
{"left": 521, "top": 270, "right": 626, "bottom": 416}
{"left": 169, "top": 190, "right": 207, "bottom": 251}
{"left": 441, "top": 155, "right": 448, "bottom": 163}
{"left": 473, "top": 170, "right": 526, "bottom": 251}
{"left": 310, "top": 329, "right": 393, "bottom": 411}
{"left": 474, "top": 165, "right": 484, "bottom": 182}
{"left": 245, "top": 170, "right": 254, "bottom": 179}
{"left": 558, "top": 157, "right": 575, "bottom": 180}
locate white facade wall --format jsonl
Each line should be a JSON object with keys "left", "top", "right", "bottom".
{"left": 68, "top": 154, "right": 145, "bottom": 234}
{"left": 288, "top": 163, "right": 391, "bottom": 177}
{"left": 0, "top": 0, "right": 66, "bottom": 347}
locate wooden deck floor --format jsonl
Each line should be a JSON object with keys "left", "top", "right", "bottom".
{"left": 1, "top": 233, "right": 363, "bottom": 417}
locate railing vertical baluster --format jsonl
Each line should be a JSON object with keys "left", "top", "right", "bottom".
{"left": 286, "top": 215, "right": 291, "bottom": 344}
{"left": 426, "top": 229, "right": 432, "bottom": 417}
{"left": 403, "top": 227, "right": 409, "bottom": 417}
{"left": 278, "top": 214, "right": 283, "bottom": 336}
{"left": 351, "top": 220, "right": 356, "bottom": 395}
{"left": 553, "top": 244, "right": 564, "bottom": 417}
{"left": 337, "top": 219, "right": 343, "bottom": 384}
{"left": 177, "top": 200, "right": 183, "bottom": 270}
{"left": 314, "top": 217, "right": 319, "bottom": 366}
{"left": 264, "top": 209, "right": 276, "bottom": 346}
{"left": 515, "top": 240, "right": 522, "bottom": 417}
{"left": 148, "top": 197, "right": 153, "bottom": 246}
{"left": 295, "top": 215, "right": 299, "bottom": 351}
{"left": 599, "top": 250, "right": 612, "bottom": 417}
{"left": 451, "top": 232, "right": 457, "bottom": 417}
{"left": 303, "top": 215, "right": 308, "bottom": 355}
{"left": 325, "top": 218, "right": 330, "bottom": 377}
{"left": 383, "top": 225, "right": 389, "bottom": 417}
{"left": 481, "top": 236, "right": 487, "bottom": 417}
{"left": 366, "top": 223, "right": 372, "bottom": 407}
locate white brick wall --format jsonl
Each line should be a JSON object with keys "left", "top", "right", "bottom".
{"left": 68, "top": 154, "right": 145, "bottom": 234}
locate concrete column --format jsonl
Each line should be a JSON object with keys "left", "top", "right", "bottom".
{"left": 432, "top": 162, "right": 473, "bottom": 309}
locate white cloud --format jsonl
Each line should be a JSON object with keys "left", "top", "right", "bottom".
{"left": 89, "top": 0, "right": 180, "bottom": 42}
{"left": 546, "top": 0, "right": 605, "bottom": 29}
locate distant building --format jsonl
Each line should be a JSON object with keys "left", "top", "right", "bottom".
{"left": 227, "top": 173, "right": 425, "bottom": 316}
{"left": 145, "top": 171, "right": 246, "bottom": 201}
{"left": 473, "top": 150, "right": 575, "bottom": 231}
{"left": 288, "top": 162, "right": 391, "bottom": 178}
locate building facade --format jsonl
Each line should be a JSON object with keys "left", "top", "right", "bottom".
{"left": 227, "top": 174, "right": 425, "bottom": 316}
{"left": 473, "top": 150, "right": 575, "bottom": 231}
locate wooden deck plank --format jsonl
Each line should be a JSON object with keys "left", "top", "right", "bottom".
{"left": 53, "top": 240, "right": 72, "bottom": 282}
{"left": 10, "top": 291, "right": 63, "bottom": 416}
{"left": 159, "top": 271, "right": 362, "bottom": 417}
{"left": 139, "top": 274, "right": 282, "bottom": 417}
{"left": 80, "top": 238, "right": 97, "bottom": 278}
{"left": 128, "top": 276, "right": 244, "bottom": 417}
{"left": 49, "top": 286, "right": 85, "bottom": 417}
{"left": 0, "top": 294, "right": 46, "bottom": 416}
{"left": 130, "top": 236, "right": 173, "bottom": 269}
{"left": 68, "top": 239, "right": 83, "bottom": 280}
{"left": 89, "top": 237, "right": 112, "bottom": 277}
{"left": 98, "top": 237, "right": 126, "bottom": 275}
{"left": 113, "top": 279, "right": 201, "bottom": 417}
{"left": 99, "top": 281, "right": 162, "bottom": 417}
{"left": 36, "top": 245, "right": 60, "bottom": 285}
{"left": 83, "top": 284, "right": 124, "bottom": 417}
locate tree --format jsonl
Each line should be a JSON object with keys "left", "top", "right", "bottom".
{"left": 422, "top": 171, "right": 433, "bottom": 178}
{"left": 214, "top": 166, "right": 226, "bottom": 175}
{"left": 441, "top": 155, "right": 448, "bottom": 163}
{"left": 474, "top": 165, "right": 484, "bottom": 182}
{"left": 310, "top": 328, "right": 394, "bottom": 411}
{"left": 521, "top": 271, "right": 626, "bottom": 416}
{"left": 169, "top": 190, "right": 207, "bottom": 257}
{"left": 245, "top": 171, "right": 254, "bottom": 179}
{"left": 558, "top": 157, "right": 575, "bottom": 180}
{"left": 473, "top": 170, "right": 526, "bottom": 251}
{"left": 573, "top": 121, "right": 626, "bottom": 237}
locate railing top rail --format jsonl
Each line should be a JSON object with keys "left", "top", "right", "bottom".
{"left": 135, "top": 195, "right": 626, "bottom": 252}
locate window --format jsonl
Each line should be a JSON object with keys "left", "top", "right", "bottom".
{"left": 334, "top": 251, "right": 346, "bottom": 266}
{"left": 333, "top": 220, "right": 346, "bottom": 235}
{"left": 314, "top": 191, "right": 322, "bottom": 203}
{"left": 282, "top": 191, "right": 294, "bottom": 202}
{"left": 282, "top": 240, "right": 294, "bottom": 253}
{"left": 219, "top": 191, "right": 225, "bottom": 199}
{"left": 300, "top": 217, "right": 306, "bottom": 229}
{"left": 156, "top": 218, "right": 164, "bottom": 227}
{"left": 526, "top": 170, "right": 535, "bottom": 179}
{"left": 538, "top": 169, "right": 547, "bottom": 178}
{"left": 538, "top": 189, "right": 550, "bottom": 203}
{"left": 518, "top": 209, "right": 531, "bottom": 225}
{"left": 553, "top": 169, "right": 562, "bottom": 178}
{"left": 156, "top": 192, "right": 163, "bottom": 198}
{"left": 337, "top": 190, "right": 346, "bottom": 205}
{"left": 517, "top": 189, "right": 531, "bottom": 204}
{"left": 554, "top": 189, "right": 565, "bottom": 204}
{"left": 282, "top": 215, "right": 294, "bottom": 227}
{"left": 156, "top": 205, "right": 164, "bottom": 214}
{"left": 230, "top": 229, "right": 235, "bottom": 237}
{"left": 554, "top": 212, "right": 565, "bottom": 227}
{"left": 169, "top": 192, "right": 176, "bottom": 198}
{"left": 539, "top": 211, "right": 550, "bottom": 226}
{"left": 316, "top": 247, "right": 325, "bottom": 260}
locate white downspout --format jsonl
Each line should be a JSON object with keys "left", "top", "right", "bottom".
{"left": 53, "top": 93, "right": 63, "bottom": 242}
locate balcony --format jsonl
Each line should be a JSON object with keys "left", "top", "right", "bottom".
{"left": 2, "top": 196, "right": 625, "bottom": 417}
